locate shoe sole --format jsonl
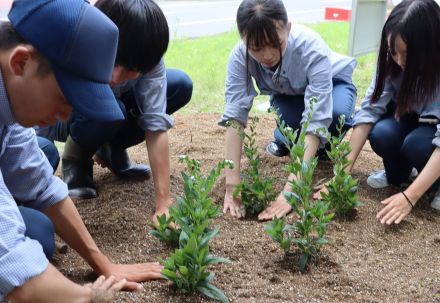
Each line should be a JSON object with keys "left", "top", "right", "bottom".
{"left": 93, "top": 154, "right": 151, "bottom": 181}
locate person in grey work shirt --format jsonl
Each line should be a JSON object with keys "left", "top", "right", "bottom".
{"left": 315, "top": 0, "right": 440, "bottom": 225}
{"left": 220, "top": 0, "right": 357, "bottom": 220}
{"left": 0, "top": 0, "right": 162, "bottom": 302}
{"left": 37, "top": 0, "right": 193, "bottom": 227}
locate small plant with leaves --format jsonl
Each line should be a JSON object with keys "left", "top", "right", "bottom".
{"left": 320, "top": 115, "right": 362, "bottom": 217}
{"left": 162, "top": 231, "right": 230, "bottom": 303}
{"left": 265, "top": 97, "right": 333, "bottom": 272}
{"left": 150, "top": 156, "right": 234, "bottom": 244}
{"left": 158, "top": 155, "right": 232, "bottom": 302}
{"left": 264, "top": 216, "right": 292, "bottom": 254}
{"left": 227, "top": 117, "right": 276, "bottom": 216}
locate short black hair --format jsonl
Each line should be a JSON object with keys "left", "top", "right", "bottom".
{"left": 95, "top": 0, "right": 169, "bottom": 74}
{"left": 0, "top": 21, "right": 52, "bottom": 75}
{"left": 371, "top": 0, "right": 440, "bottom": 117}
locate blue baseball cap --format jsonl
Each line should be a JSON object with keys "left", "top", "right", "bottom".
{"left": 8, "top": 0, "right": 124, "bottom": 122}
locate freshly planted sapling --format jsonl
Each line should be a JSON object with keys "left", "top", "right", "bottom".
{"left": 266, "top": 98, "right": 333, "bottom": 272}
{"left": 264, "top": 216, "right": 292, "bottom": 254}
{"left": 228, "top": 117, "right": 276, "bottom": 216}
{"left": 171, "top": 155, "right": 234, "bottom": 236}
{"left": 159, "top": 155, "right": 232, "bottom": 302}
{"left": 320, "top": 116, "right": 362, "bottom": 217}
{"left": 162, "top": 231, "right": 230, "bottom": 303}
{"left": 149, "top": 214, "right": 180, "bottom": 244}
{"left": 150, "top": 156, "right": 234, "bottom": 244}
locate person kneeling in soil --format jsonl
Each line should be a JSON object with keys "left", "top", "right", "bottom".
{"left": 0, "top": 1, "right": 162, "bottom": 302}
{"left": 37, "top": 0, "right": 193, "bottom": 225}
{"left": 316, "top": 0, "right": 440, "bottom": 224}
{"left": 220, "top": 0, "right": 357, "bottom": 220}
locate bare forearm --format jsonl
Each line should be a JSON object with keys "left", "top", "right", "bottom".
{"left": 43, "top": 198, "right": 110, "bottom": 275}
{"left": 347, "top": 123, "right": 372, "bottom": 172}
{"left": 7, "top": 264, "right": 91, "bottom": 303}
{"left": 145, "top": 130, "right": 172, "bottom": 209}
{"left": 404, "top": 147, "right": 440, "bottom": 203}
{"left": 225, "top": 126, "right": 243, "bottom": 188}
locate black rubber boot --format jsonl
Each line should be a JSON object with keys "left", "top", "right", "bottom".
{"left": 62, "top": 136, "right": 97, "bottom": 199}
{"left": 94, "top": 144, "right": 151, "bottom": 181}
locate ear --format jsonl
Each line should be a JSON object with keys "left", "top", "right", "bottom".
{"left": 8, "top": 46, "right": 33, "bottom": 77}
{"left": 287, "top": 21, "right": 292, "bottom": 33}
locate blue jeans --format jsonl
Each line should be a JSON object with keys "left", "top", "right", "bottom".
{"left": 40, "top": 68, "right": 192, "bottom": 152}
{"left": 19, "top": 206, "right": 55, "bottom": 259}
{"left": 369, "top": 103, "right": 438, "bottom": 187}
{"left": 272, "top": 80, "right": 357, "bottom": 146}
{"left": 37, "top": 136, "right": 60, "bottom": 172}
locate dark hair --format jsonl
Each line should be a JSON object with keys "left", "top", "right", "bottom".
{"left": 236, "top": 0, "right": 288, "bottom": 84}
{"left": 0, "top": 21, "right": 52, "bottom": 75}
{"left": 371, "top": 0, "right": 440, "bottom": 117}
{"left": 95, "top": 0, "right": 169, "bottom": 74}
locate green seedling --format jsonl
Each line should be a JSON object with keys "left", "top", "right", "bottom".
{"left": 266, "top": 97, "right": 333, "bottom": 273}
{"left": 264, "top": 216, "right": 292, "bottom": 254}
{"left": 320, "top": 115, "right": 362, "bottom": 217}
{"left": 162, "top": 231, "right": 229, "bottom": 303}
{"left": 158, "top": 156, "right": 232, "bottom": 302}
{"left": 227, "top": 117, "right": 276, "bottom": 216}
{"left": 149, "top": 214, "right": 180, "bottom": 244}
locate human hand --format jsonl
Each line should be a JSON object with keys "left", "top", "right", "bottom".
{"left": 86, "top": 275, "right": 127, "bottom": 303}
{"left": 376, "top": 192, "right": 413, "bottom": 225}
{"left": 313, "top": 181, "right": 329, "bottom": 200}
{"left": 101, "top": 262, "right": 163, "bottom": 291}
{"left": 223, "top": 185, "right": 245, "bottom": 218}
{"left": 258, "top": 192, "right": 292, "bottom": 221}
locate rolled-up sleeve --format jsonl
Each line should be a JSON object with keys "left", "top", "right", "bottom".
{"left": 303, "top": 54, "right": 333, "bottom": 143}
{"left": 0, "top": 124, "right": 67, "bottom": 210}
{"left": 134, "top": 60, "right": 174, "bottom": 132}
{"left": 353, "top": 76, "right": 395, "bottom": 126}
{"left": 0, "top": 168, "right": 48, "bottom": 300}
{"left": 219, "top": 45, "right": 257, "bottom": 127}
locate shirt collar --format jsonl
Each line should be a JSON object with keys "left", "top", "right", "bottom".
{"left": 0, "top": 69, "right": 16, "bottom": 125}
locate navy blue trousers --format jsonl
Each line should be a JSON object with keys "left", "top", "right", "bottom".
{"left": 19, "top": 206, "right": 55, "bottom": 259}
{"left": 369, "top": 104, "right": 438, "bottom": 186}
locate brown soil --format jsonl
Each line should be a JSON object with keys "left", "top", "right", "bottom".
{"left": 55, "top": 113, "right": 440, "bottom": 303}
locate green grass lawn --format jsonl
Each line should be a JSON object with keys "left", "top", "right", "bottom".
{"left": 165, "top": 22, "right": 376, "bottom": 114}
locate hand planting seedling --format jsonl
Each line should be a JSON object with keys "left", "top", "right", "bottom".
{"left": 320, "top": 115, "right": 362, "bottom": 217}
{"left": 265, "top": 98, "right": 333, "bottom": 273}
{"left": 227, "top": 117, "right": 276, "bottom": 216}
{"left": 157, "top": 155, "right": 232, "bottom": 302}
{"left": 150, "top": 156, "right": 234, "bottom": 244}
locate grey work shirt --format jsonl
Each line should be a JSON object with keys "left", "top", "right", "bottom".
{"left": 352, "top": 73, "right": 440, "bottom": 147}
{"left": 112, "top": 59, "right": 173, "bottom": 132}
{"left": 219, "top": 25, "right": 356, "bottom": 142}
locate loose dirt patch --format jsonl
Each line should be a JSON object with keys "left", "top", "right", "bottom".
{"left": 55, "top": 113, "right": 440, "bottom": 303}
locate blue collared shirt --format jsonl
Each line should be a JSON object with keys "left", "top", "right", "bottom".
{"left": 353, "top": 73, "right": 440, "bottom": 147}
{"left": 0, "top": 71, "right": 68, "bottom": 299}
{"left": 219, "top": 25, "right": 356, "bottom": 142}
{"left": 112, "top": 59, "right": 173, "bottom": 132}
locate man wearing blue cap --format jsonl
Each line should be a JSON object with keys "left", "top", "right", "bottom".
{"left": 1, "top": 0, "right": 162, "bottom": 302}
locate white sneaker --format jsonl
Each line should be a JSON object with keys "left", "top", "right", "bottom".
{"left": 367, "top": 170, "right": 389, "bottom": 189}
{"left": 431, "top": 187, "right": 440, "bottom": 210}
{"left": 366, "top": 168, "right": 418, "bottom": 189}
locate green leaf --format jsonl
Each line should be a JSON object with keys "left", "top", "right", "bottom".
{"left": 196, "top": 283, "right": 230, "bottom": 303}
